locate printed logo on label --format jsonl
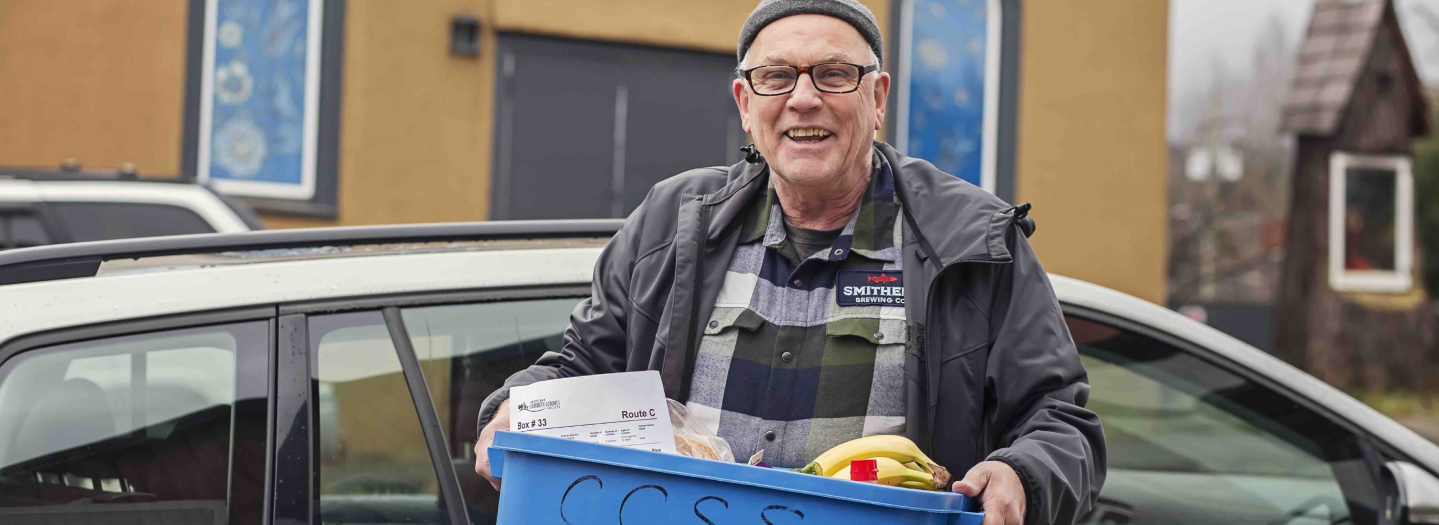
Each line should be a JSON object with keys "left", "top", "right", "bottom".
{"left": 836, "top": 270, "right": 904, "bottom": 306}
{"left": 517, "top": 399, "right": 562, "bottom": 412}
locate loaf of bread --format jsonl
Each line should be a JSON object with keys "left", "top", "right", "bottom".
{"left": 674, "top": 434, "right": 720, "bottom": 460}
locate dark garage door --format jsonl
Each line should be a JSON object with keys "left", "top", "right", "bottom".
{"left": 491, "top": 34, "right": 749, "bottom": 220}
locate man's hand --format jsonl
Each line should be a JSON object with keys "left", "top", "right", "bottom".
{"left": 952, "top": 461, "right": 1026, "bottom": 525}
{"left": 473, "top": 399, "right": 510, "bottom": 490}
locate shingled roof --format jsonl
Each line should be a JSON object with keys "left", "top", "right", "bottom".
{"left": 1281, "top": 0, "right": 1429, "bottom": 136}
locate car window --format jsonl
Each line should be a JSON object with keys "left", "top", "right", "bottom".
{"left": 309, "top": 311, "right": 451, "bottom": 525}
{"left": 48, "top": 202, "right": 214, "bottom": 242}
{"left": 400, "top": 297, "right": 584, "bottom": 523}
{"left": 0, "top": 321, "right": 268, "bottom": 524}
{"left": 1066, "top": 314, "right": 1383, "bottom": 525}
{"left": 0, "top": 210, "right": 51, "bottom": 249}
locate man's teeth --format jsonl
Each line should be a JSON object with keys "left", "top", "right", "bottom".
{"left": 786, "top": 128, "right": 832, "bottom": 138}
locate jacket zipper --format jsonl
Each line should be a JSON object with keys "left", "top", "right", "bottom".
{"left": 678, "top": 202, "right": 712, "bottom": 402}
{"left": 920, "top": 256, "right": 1009, "bottom": 455}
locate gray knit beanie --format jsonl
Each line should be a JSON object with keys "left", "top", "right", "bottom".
{"left": 737, "top": 0, "right": 884, "bottom": 68}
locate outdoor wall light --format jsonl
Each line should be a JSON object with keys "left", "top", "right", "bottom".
{"left": 451, "top": 15, "right": 481, "bottom": 58}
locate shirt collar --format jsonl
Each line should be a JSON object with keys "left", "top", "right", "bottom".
{"left": 741, "top": 152, "right": 899, "bottom": 263}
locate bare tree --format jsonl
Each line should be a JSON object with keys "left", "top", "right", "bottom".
{"left": 1168, "top": 13, "right": 1296, "bottom": 306}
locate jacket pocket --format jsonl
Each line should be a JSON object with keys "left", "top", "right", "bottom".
{"left": 941, "top": 339, "right": 991, "bottom": 364}
{"left": 935, "top": 340, "right": 988, "bottom": 469}
{"left": 932, "top": 283, "right": 992, "bottom": 364}
{"left": 627, "top": 301, "right": 665, "bottom": 368}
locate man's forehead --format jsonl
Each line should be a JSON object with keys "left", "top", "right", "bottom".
{"left": 756, "top": 50, "right": 858, "bottom": 65}
{"left": 747, "top": 14, "right": 871, "bottom": 65}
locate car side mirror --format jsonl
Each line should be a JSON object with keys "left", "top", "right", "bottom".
{"left": 1383, "top": 461, "right": 1439, "bottom": 525}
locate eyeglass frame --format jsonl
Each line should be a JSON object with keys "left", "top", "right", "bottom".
{"left": 738, "top": 62, "right": 880, "bottom": 96}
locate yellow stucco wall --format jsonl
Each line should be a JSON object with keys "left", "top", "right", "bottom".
{"left": 0, "top": 0, "right": 187, "bottom": 175}
{"left": 269, "top": 0, "right": 498, "bottom": 229}
{"left": 492, "top": 0, "right": 887, "bottom": 55}
{"left": 1016, "top": 1, "right": 1169, "bottom": 304}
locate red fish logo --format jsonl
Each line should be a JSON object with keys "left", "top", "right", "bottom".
{"left": 867, "top": 274, "right": 898, "bottom": 284}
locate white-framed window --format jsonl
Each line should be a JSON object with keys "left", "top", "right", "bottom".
{"left": 1328, "top": 152, "right": 1414, "bottom": 293}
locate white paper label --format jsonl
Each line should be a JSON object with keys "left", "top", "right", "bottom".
{"left": 508, "top": 371, "right": 677, "bottom": 454}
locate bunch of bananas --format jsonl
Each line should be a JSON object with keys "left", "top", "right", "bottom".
{"left": 794, "top": 435, "right": 951, "bottom": 490}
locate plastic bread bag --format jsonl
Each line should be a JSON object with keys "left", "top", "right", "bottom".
{"left": 667, "top": 399, "right": 736, "bottom": 462}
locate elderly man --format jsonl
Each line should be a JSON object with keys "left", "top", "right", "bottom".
{"left": 474, "top": 1, "right": 1105, "bottom": 523}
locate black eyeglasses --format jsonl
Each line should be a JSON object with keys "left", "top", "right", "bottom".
{"left": 739, "top": 62, "right": 879, "bottom": 96}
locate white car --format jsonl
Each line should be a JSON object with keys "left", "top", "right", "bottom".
{"left": 0, "top": 221, "right": 1435, "bottom": 525}
{"left": 0, "top": 170, "right": 258, "bottom": 250}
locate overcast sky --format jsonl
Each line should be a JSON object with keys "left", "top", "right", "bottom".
{"left": 1168, "top": 0, "right": 1439, "bottom": 136}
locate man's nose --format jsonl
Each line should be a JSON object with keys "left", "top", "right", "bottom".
{"left": 786, "top": 72, "right": 823, "bottom": 112}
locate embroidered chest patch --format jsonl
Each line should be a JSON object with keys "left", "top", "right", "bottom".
{"left": 835, "top": 270, "right": 905, "bottom": 306}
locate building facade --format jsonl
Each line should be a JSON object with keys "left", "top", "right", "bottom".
{"left": 0, "top": 0, "right": 1169, "bottom": 304}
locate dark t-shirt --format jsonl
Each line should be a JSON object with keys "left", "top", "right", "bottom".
{"left": 781, "top": 219, "right": 844, "bottom": 264}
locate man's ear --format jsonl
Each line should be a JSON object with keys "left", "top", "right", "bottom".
{"left": 733, "top": 78, "right": 752, "bottom": 134}
{"left": 872, "top": 71, "right": 891, "bottom": 131}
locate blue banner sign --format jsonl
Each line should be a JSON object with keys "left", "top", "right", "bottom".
{"left": 897, "top": 0, "right": 999, "bottom": 192}
{"left": 198, "top": 0, "right": 322, "bottom": 200}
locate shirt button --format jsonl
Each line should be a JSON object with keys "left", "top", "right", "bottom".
{"left": 781, "top": 351, "right": 794, "bottom": 363}
{"left": 764, "top": 431, "right": 776, "bottom": 441}
{"left": 792, "top": 279, "right": 803, "bottom": 287}
{"left": 874, "top": 332, "right": 885, "bottom": 340}
{"left": 709, "top": 320, "right": 719, "bottom": 329}
{"left": 833, "top": 249, "right": 844, "bottom": 255}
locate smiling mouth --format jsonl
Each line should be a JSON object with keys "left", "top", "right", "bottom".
{"left": 785, "top": 128, "right": 833, "bottom": 144}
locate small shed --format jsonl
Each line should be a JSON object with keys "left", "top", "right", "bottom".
{"left": 1274, "top": 0, "right": 1434, "bottom": 392}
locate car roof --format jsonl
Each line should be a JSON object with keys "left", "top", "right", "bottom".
{"left": 1, "top": 221, "right": 1435, "bottom": 471}
{"left": 0, "top": 220, "right": 625, "bottom": 340}
{"left": 0, "top": 178, "right": 213, "bottom": 200}
{"left": 0, "top": 219, "right": 624, "bottom": 284}
{"left": 0, "top": 165, "right": 183, "bottom": 183}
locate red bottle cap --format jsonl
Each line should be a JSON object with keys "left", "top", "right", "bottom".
{"left": 849, "top": 459, "right": 879, "bottom": 482}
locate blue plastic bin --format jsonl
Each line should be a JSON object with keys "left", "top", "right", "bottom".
{"left": 489, "top": 431, "right": 984, "bottom": 524}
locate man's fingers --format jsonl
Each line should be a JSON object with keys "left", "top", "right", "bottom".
{"left": 473, "top": 441, "right": 488, "bottom": 476}
{"left": 980, "top": 497, "right": 1006, "bottom": 525}
{"left": 473, "top": 400, "right": 509, "bottom": 491}
{"left": 474, "top": 417, "right": 504, "bottom": 490}
{"left": 474, "top": 440, "right": 503, "bottom": 490}
{"left": 951, "top": 465, "right": 991, "bottom": 497}
{"left": 980, "top": 495, "right": 1020, "bottom": 525}
{"left": 953, "top": 462, "right": 1024, "bottom": 525}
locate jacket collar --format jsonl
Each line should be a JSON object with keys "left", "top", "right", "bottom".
{"left": 700, "top": 159, "right": 768, "bottom": 241}
{"left": 704, "top": 142, "right": 1025, "bottom": 267}
{"left": 875, "top": 141, "right": 1023, "bottom": 267}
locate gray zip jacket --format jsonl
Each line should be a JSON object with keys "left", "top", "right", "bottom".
{"left": 480, "top": 142, "right": 1105, "bottom": 525}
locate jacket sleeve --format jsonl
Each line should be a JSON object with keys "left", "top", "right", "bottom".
{"left": 983, "top": 225, "right": 1107, "bottom": 525}
{"left": 475, "top": 201, "right": 648, "bottom": 432}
